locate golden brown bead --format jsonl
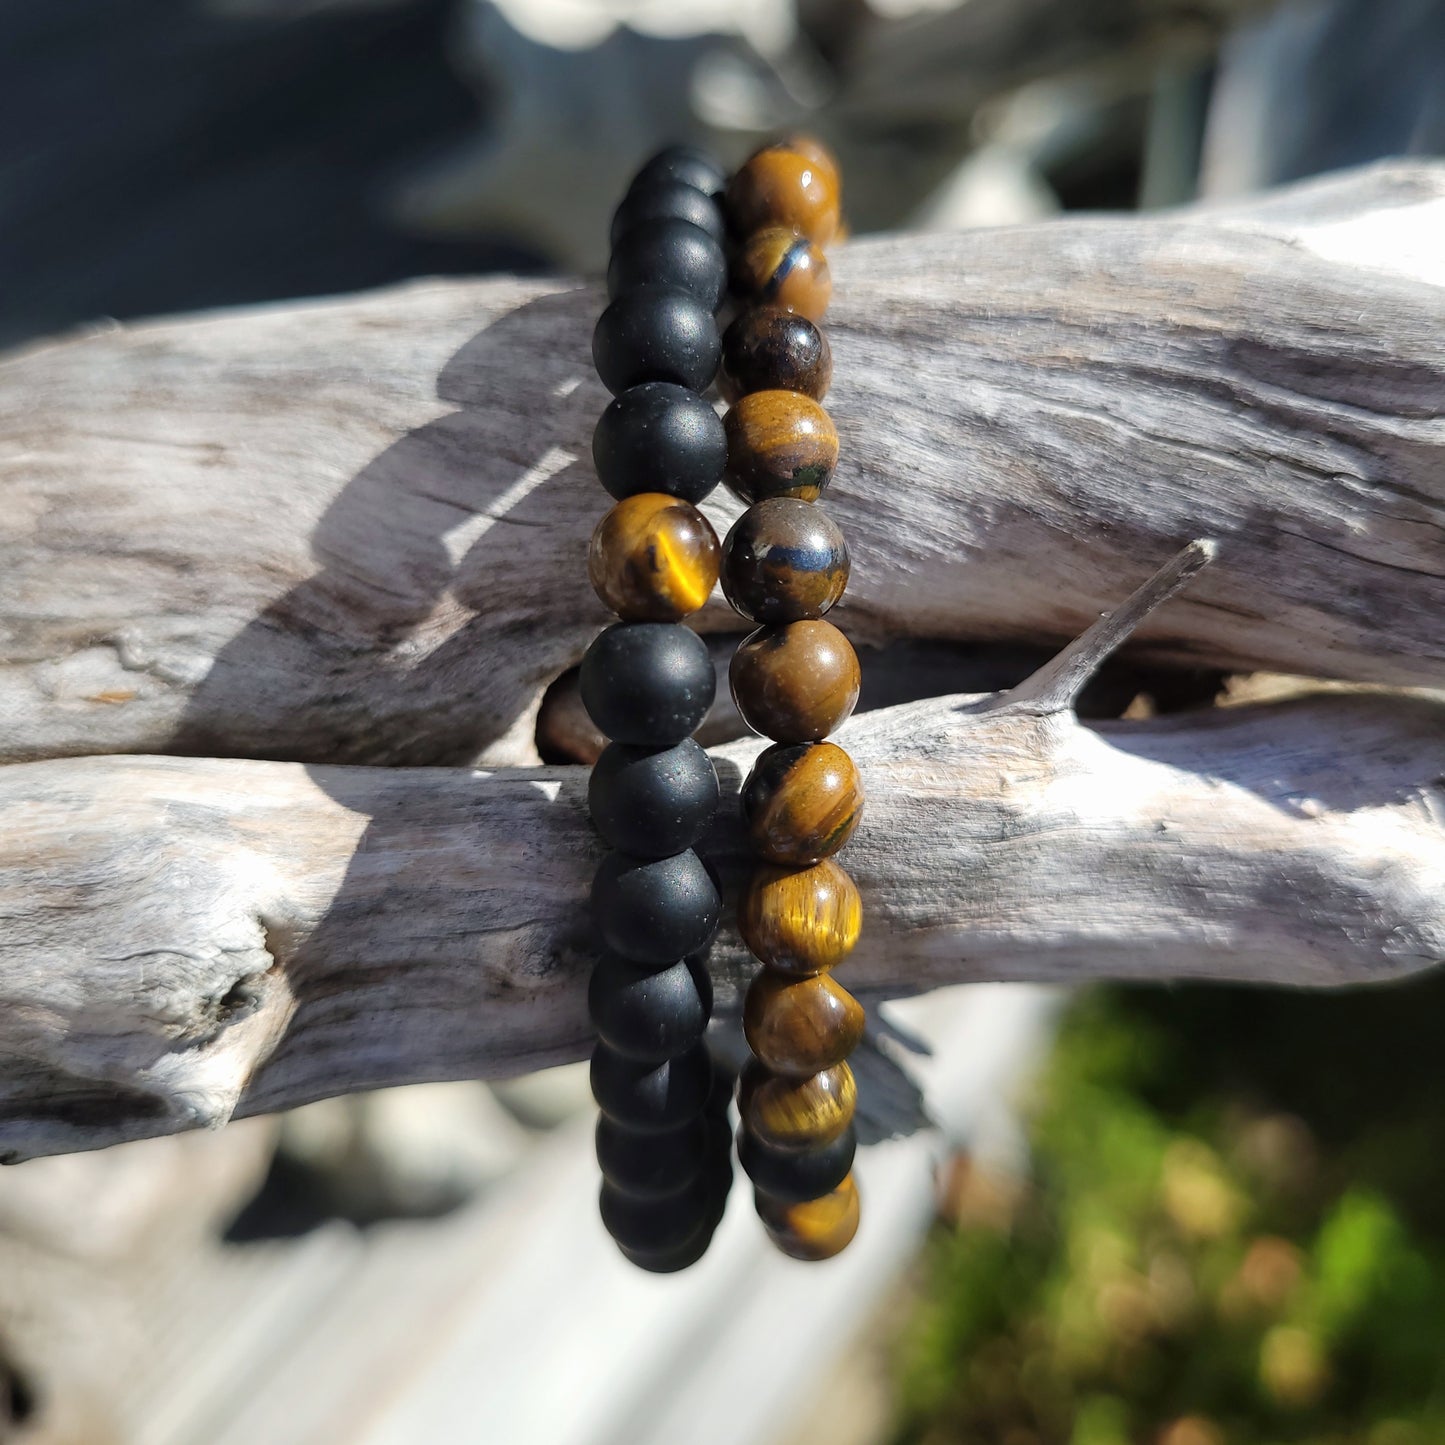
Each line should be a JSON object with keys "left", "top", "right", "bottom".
{"left": 722, "top": 497, "right": 849, "bottom": 623}
{"left": 730, "top": 619, "right": 860, "bottom": 743}
{"left": 744, "top": 969, "right": 864, "bottom": 1076}
{"left": 588, "top": 492, "right": 721, "bottom": 621}
{"left": 737, "top": 858, "right": 862, "bottom": 975}
{"left": 719, "top": 307, "right": 832, "bottom": 405}
{"left": 741, "top": 741, "right": 862, "bottom": 866}
{"left": 757, "top": 1172, "right": 860, "bottom": 1261}
{"left": 732, "top": 228, "right": 832, "bottom": 322}
{"left": 724, "top": 391, "right": 838, "bottom": 505}
{"left": 739, "top": 1060, "right": 857, "bottom": 1150}
{"left": 725, "top": 141, "right": 841, "bottom": 246}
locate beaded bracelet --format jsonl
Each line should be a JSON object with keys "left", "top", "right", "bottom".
{"left": 584, "top": 138, "right": 860, "bottom": 1271}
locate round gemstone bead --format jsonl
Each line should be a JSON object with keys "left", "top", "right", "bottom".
{"left": 731, "top": 228, "right": 831, "bottom": 322}
{"left": 743, "top": 969, "right": 864, "bottom": 1077}
{"left": 756, "top": 1172, "right": 860, "bottom": 1260}
{"left": 588, "top": 738, "right": 718, "bottom": 858}
{"left": 739, "top": 1124, "right": 856, "bottom": 1203}
{"left": 629, "top": 144, "right": 727, "bottom": 198}
{"left": 591, "top": 1039, "right": 713, "bottom": 1132}
{"left": 724, "top": 391, "right": 838, "bottom": 504}
{"left": 592, "top": 284, "right": 720, "bottom": 396}
{"left": 720, "top": 307, "right": 832, "bottom": 404}
{"left": 600, "top": 1175, "right": 712, "bottom": 1253}
{"left": 741, "top": 741, "right": 862, "bottom": 866}
{"left": 581, "top": 621, "right": 715, "bottom": 746}
{"left": 730, "top": 619, "right": 860, "bottom": 743}
{"left": 589, "top": 492, "right": 721, "bottom": 622}
{"left": 592, "top": 382, "right": 726, "bottom": 505}
{"left": 737, "top": 858, "right": 862, "bottom": 975}
{"left": 588, "top": 952, "right": 712, "bottom": 1061}
{"left": 611, "top": 178, "right": 726, "bottom": 249}
{"left": 592, "top": 849, "right": 721, "bottom": 965}
{"left": 722, "top": 497, "right": 848, "bottom": 622}
{"left": 725, "top": 140, "right": 841, "bottom": 246}
{"left": 738, "top": 1060, "right": 856, "bottom": 1151}
{"left": 607, "top": 219, "right": 727, "bottom": 311}
{"left": 596, "top": 1114, "right": 708, "bottom": 1198}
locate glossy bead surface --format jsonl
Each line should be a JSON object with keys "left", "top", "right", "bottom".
{"left": 719, "top": 307, "right": 832, "bottom": 404}
{"left": 592, "top": 849, "right": 721, "bottom": 965}
{"left": 593, "top": 284, "right": 720, "bottom": 395}
{"left": 739, "top": 1125, "right": 856, "bottom": 1203}
{"left": 592, "top": 382, "right": 726, "bottom": 505}
{"left": 757, "top": 1172, "right": 859, "bottom": 1261}
{"left": 588, "top": 739, "right": 718, "bottom": 858}
{"left": 732, "top": 228, "right": 831, "bottom": 322}
{"left": 596, "top": 1114, "right": 707, "bottom": 1198}
{"left": 600, "top": 1175, "right": 712, "bottom": 1253}
{"left": 580, "top": 622, "right": 715, "bottom": 746}
{"left": 588, "top": 953, "right": 711, "bottom": 1061}
{"left": 722, "top": 498, "right": 848, "bottom": 622}
{"left": 744, "top": 970, "right": 865, "bottom": 1076}
{"left": 724, "top": 391, "right": 837, "bottom": 505}
{"left": 739, "top": 1060, "right": 856, "bottom": 1151}
{"left": 591, "top": 1040, "right": 713, "bottom": 1131}
{"left": 630, "top": 144, "right": 727, "bottom": 197}
{"left": 589, "top": 493, "right": 721, "bottom": 622}
{"left": 607, "top": 219, "right": 727, "bottom": 311}
{"left": 725, "top": 141, "right": 841, "bottom": 246}
{"left": 730, "top": 620, "right": 860, "bottom": 742}
{"left": 611, "top": 178, "right": 726, "bottom": 249}
{"left": 737, "top": 858, "right": 863, "bottom": 974}
{"left": 741, "top": 742, "right": 862, "bottom": 866}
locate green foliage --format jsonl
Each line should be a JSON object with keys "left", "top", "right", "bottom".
{"left": 890, "top": 981, "right": 1445, "bottom": 1445}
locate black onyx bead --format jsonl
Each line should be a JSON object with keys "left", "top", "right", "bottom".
{"left": 588, "top": 953, "right": 711, "bottom": 1062}
{"left": 720, "top": 307, "right": 832, "bottom": 404}
{"left": 592, "top": 382, "right": 726, "bottom": 504}
{"left": 611, "top": 178, "right": 726, "bottom": 250}
{"left": 607, "top": 220, "right": 727, "bottom": 311}
{"left": 592, "top": 849, "right": 720, "bottom": 964}
{"left": 589, "top": 739, "right": 719, "bottom": 858}
{"left": 630, "top": 144, "right": 727, "bottom": 198}
{"left": 591, "top": 1040, "right": 713, "bottom": 1131}
{"left": 593, "top": 284, "right": 720, "bottom": 396}
{"left": 596, "top": 1114, "right": 708, "bottom": 1198}
{"left": 620, "top": 1224, "right": 716, "bottom": 1274}
{"left": 739, "top": 1124, "right": 856, "bottom": 1204}
{"left": 600, "top": 1175, "right": 712, "bottom": 1254}
{"left": 580, "top": 622, "right": 715, "bottom": 746}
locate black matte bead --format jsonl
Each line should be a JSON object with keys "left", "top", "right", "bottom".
{"left": 620, "top": 1223, "right": 716, "bottom": 1274}
{"left": 630, "top": 144, "right": 727, "bottom": 198}
{"left": 589, "top": 953, "right": 711, "bottom": 1061}
{"left": 739, "top": 1124, "right": 856, "bottom": 1204}
{"left": 611, "top": 178, "right": 727, "bottom": 250}
{"left": 608, "top": 220, "right": 727, "bottom": 311}
{"left": 591, "top": 1040, "right": 713, "bottom": 1131}
{"left": 589, "top": 739, "right": 718, "bottom": 858}
{"left": 592, "top": 849, "right": 720, "bottom": 965}
{"left": 601, "top": 1175, "right": 712, "bottom": 1253}
{"left": 596, "top": 1114, "right": 708, "bottom": 1198}
{"left": 592, "top": 383, "right": 726, "bottom": 504}
{"left": 593, "top": 284, "right": 720, "bottom": 396}
{"left": 580, "top": 622, "right": 715, "bottom": 746}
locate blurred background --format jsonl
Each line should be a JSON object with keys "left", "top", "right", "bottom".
{"left": 3, "top": 2, "right": 1445, "bottom": 1443}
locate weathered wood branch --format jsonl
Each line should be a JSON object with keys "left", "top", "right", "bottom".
{"left": 1, "top": 162, "right": 1442, "bottom": 770}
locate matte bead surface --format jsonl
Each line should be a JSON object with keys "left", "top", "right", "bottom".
{"left": 590, "top": 493, "right": 720, "bottom": 623}
{"left": 580, "top": 622, "right": 715, "bottom": 746}
{"left": 732, "top": 229, "right": 831, "bottom": 322}
{"left": 607, "top": 219, "right": 727, "bottom": 311}
{"left": 596, "top": 1114, "right": 707, "bottom": 1198}
{"left": 719, "top": 307, "right": 832, "bottom": 403}
{"left": 591, "top": 1040, "right": 713, "bottom": 1131}
{"left": 621, "top": 1225, "right": 715, "bottom": 1274}
{"left": 611, "top": 178, "right": 726, "bottom": 249}
{"left": 588, "top": 739, "right": 718, "bottom": 858}
{"left": 725, "top": 141, "right": 841, "bottom": 246}
{"left": 592, "top": 849, "right": 721, "bottom": 965}
{"left": 592, "top": 382, "right": 726, "bottom": 504}
{"left": 757, "top": 1172, "right": 859, "bottom": 1261}
{"left": 588, "top": 953, "right": 711, "bottom": 1061}
{"left": 730, "top": 620, "right": 860, "bottom": 742}
{"left": 739, "top": 1060, "right": 856, "bottom": 1151}
{"left": 741, "top": 741, "right": 862, "bottom": 866}
{"left": 724, "top": 391, "right": 838, "bottom": 505}
{"left": 722, "top": 497, "right": 849, "bottom": 622}
{"left": 737, "top": 858, "right": 863, "bottom": 974}
{"left": 593, "top": 284, "right": 720, "bottom": 395}
{"left": 630, "top": 144, "right": 727, "bottom": 197}
{"left": 743, "top": 970, "right": 865, "bottom": 1076}
{"left": 600, "top": 1176, "right": 712, "bottom": 1253}
{"left": 739, "top": 1125, "right": 856, "bottom": 1203}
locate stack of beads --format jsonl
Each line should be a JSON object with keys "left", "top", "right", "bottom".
{"left": 584, "top": 146, "right": 735, "bottom": 1272}
{"left": 720, "top": 139, "right": 867, "bottom": 1261}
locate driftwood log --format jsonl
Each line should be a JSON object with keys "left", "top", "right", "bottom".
{"left": 0, "top": 163, "right": 1443, "bottom": 1159}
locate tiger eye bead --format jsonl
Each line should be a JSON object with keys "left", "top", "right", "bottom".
{"left": 757, "top": 1172, "right": 860, "bottom": 1261}
{"left": 740, "top": 1126, "right": 856, "bottom": 1203}
{"left": 741, "top": 741, "right": 863, "bottom": 865}
{"left": 737, "top": 858, "right": 862, "bottom": 975}
{"left": 739, "top": 1060, "right": 856, "bottom": 1150}
{"left": 722, "top": 498, "right": 849, "bottom": 623}
{"left": 743, "top": 970, "right": 865, "bottom": 1077}
{"left": 732, "top": 228, "right": 832, "bottom": 323}
{"left": 724, "top": 392, "right": 838, "bottom": 505}
{"left": 726, "top": 142, "right": 841, "bottom": 246}
{"left": 730, "top": 620, "right": 860, "bottom": 743}
{"left": 719, "top": 307, "right": 832, "bottom": 404}
{"left": 589, "top": 493, "right": 721, "bottom": 622}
